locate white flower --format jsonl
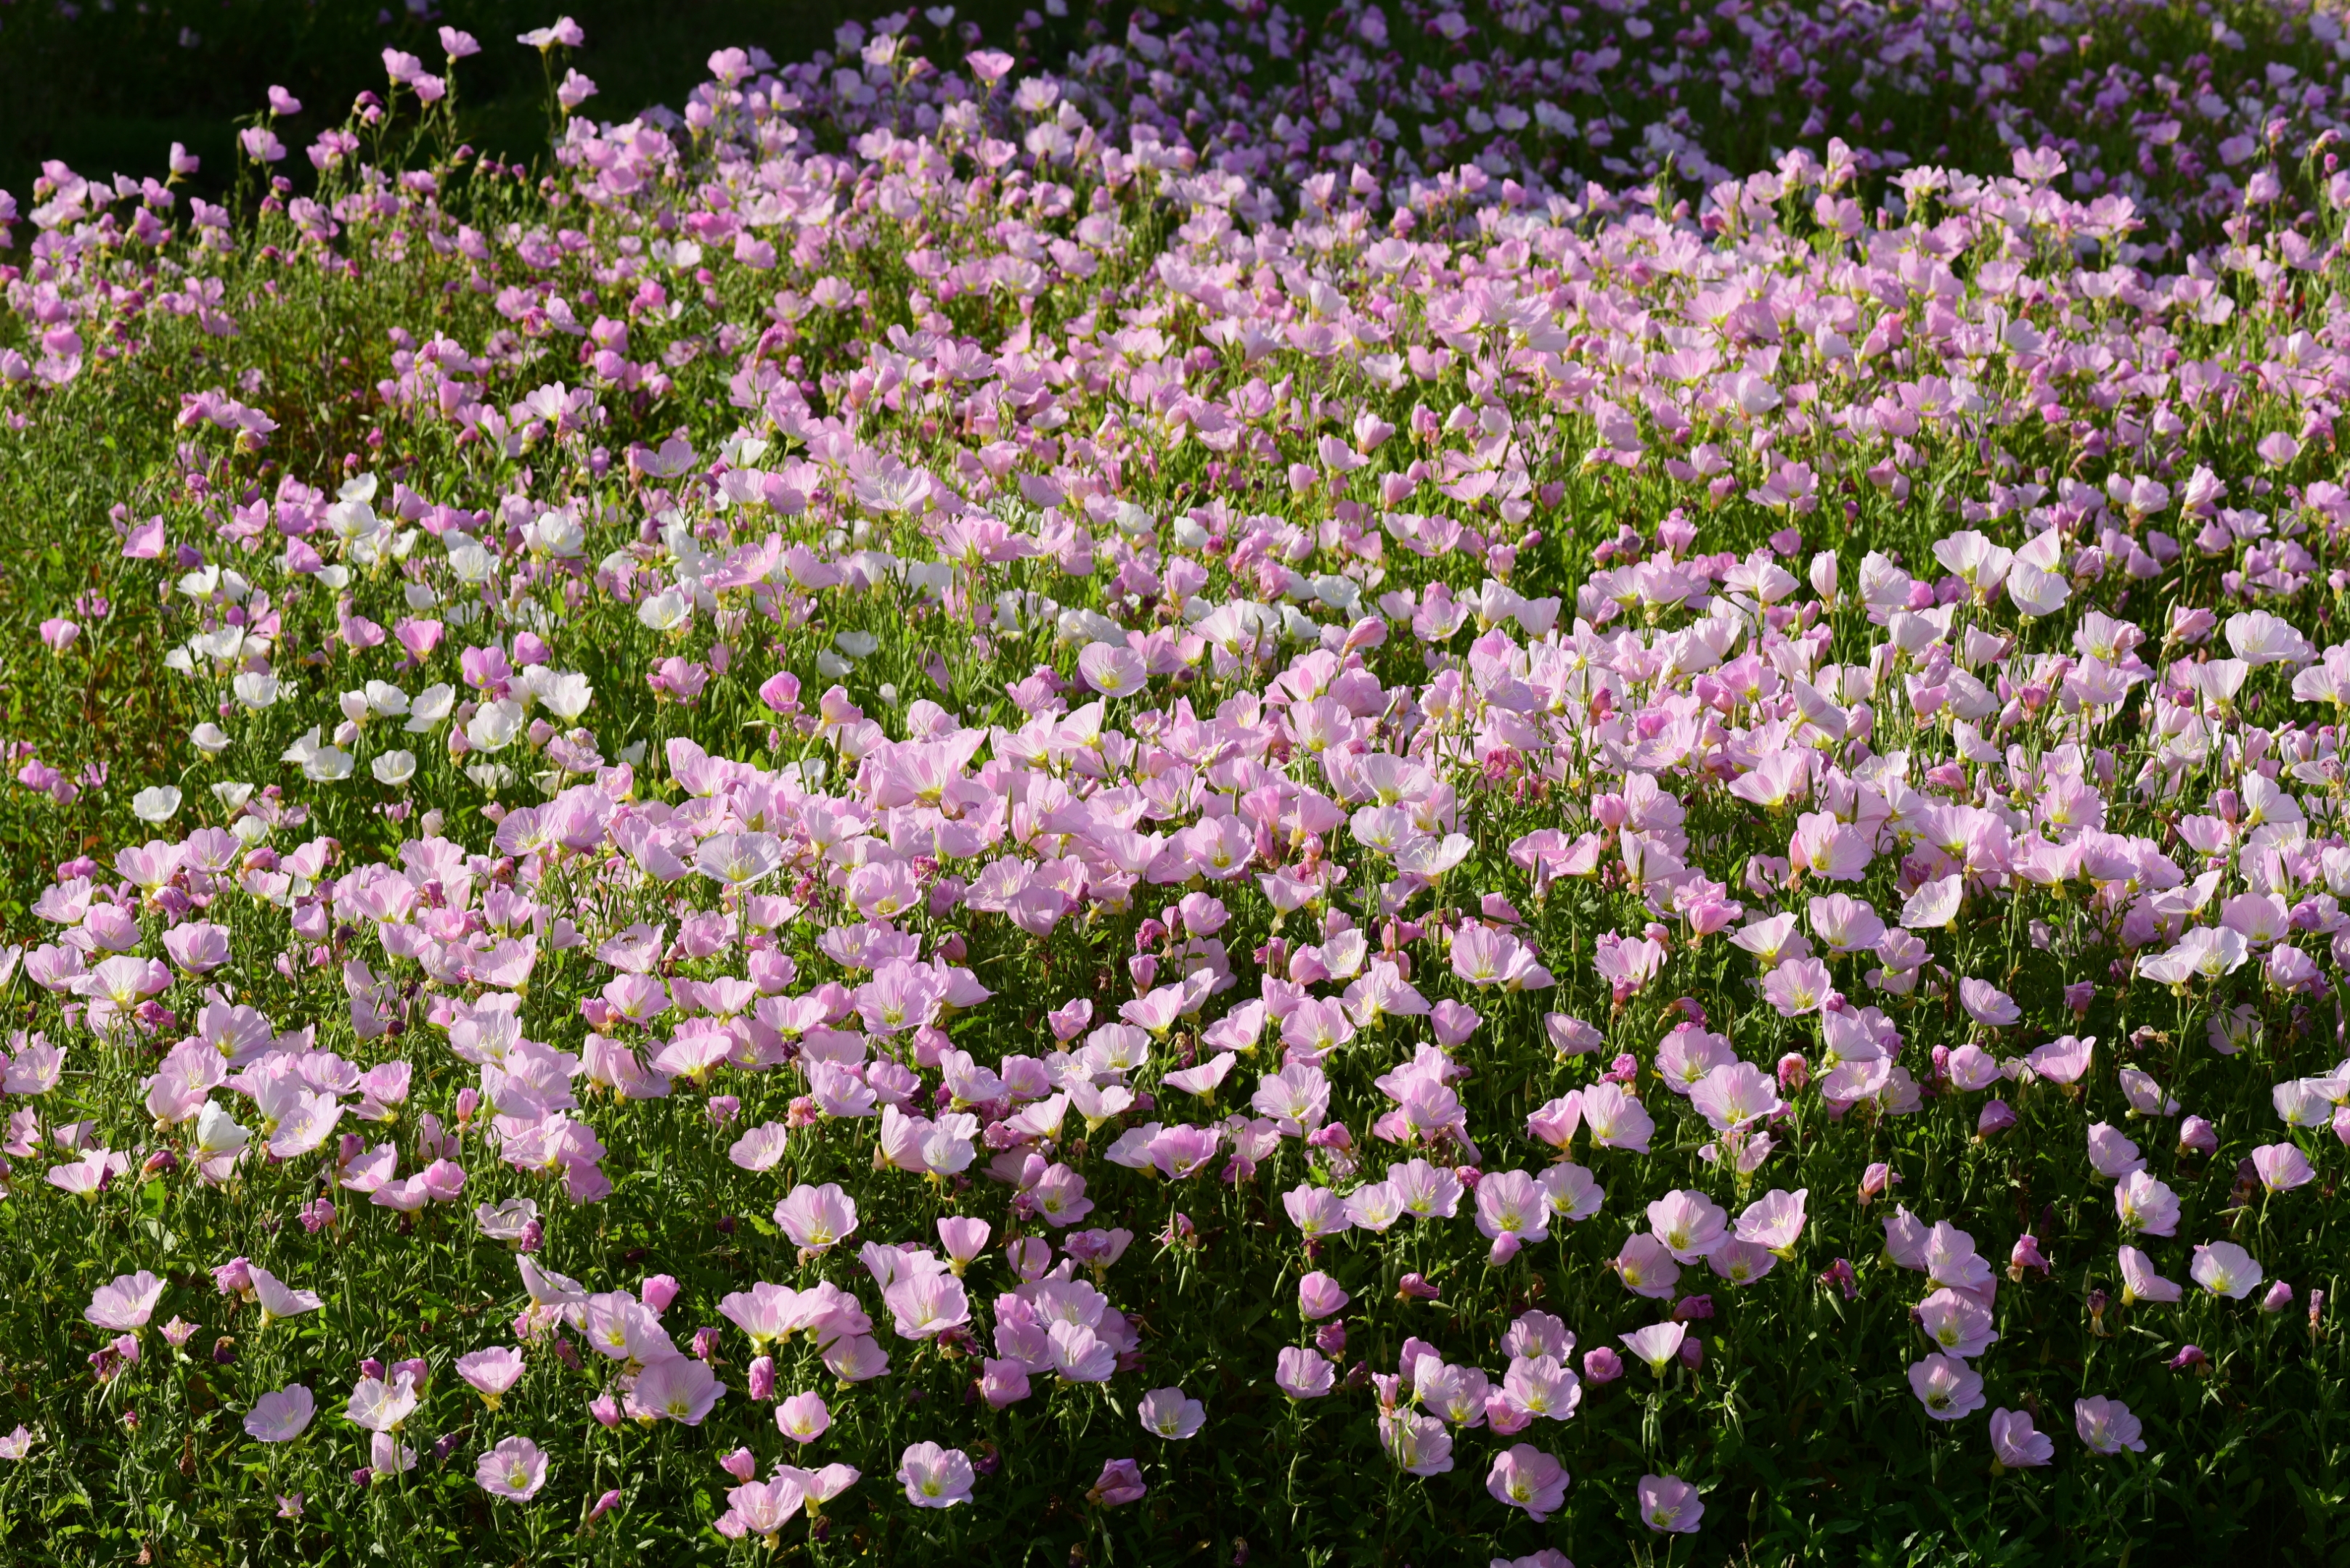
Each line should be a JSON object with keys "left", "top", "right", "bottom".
{"left": 232, "top": 673, "right": 282, "bottom": 709}
{"left": 131, "top": 786, "right": 182, "bottom": 823}
{"left": 303, "top": 746, "right": 354, "bottom": 783}
{"left": 465, "top": 700, "right": 523, "bottom": 754}
{"left": 835, "top": 630, "right": 881, "bottom": 659}
{"left": 372, "top": 750, "right": 418, "bottom": 785}
{"left": 190, "top": 723, "right": 234, "bottom": 755}
{"left": 404, "top": 684, "right": 457, "bottom": 732}
{"left": 637, "top": 589, "right": 689, "bottom": 631}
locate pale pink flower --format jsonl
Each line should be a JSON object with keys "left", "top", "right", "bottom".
{"left": 2073, "top": 1396, "right": 2147, "bottom": 1455}
{"left": 476, "top": 1436, "right": 548, "bottom": 1501}
{"left": 897, "top": 1441, "right": 974, "bottom": 1507}
{"left": 1906, "top": 1353, "right": 1985, "bottom": 1420}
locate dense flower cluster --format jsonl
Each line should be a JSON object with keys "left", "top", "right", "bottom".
{"left": 3, "top": 1, "right": 2350, "bottom": 1560}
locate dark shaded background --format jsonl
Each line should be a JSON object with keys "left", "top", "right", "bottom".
{"left": 0, "top": 0, "right": 1057, "bottom": 198}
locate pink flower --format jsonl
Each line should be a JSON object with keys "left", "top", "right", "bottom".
{"left": 1485, "top": 1445, "right": 1570, "bottom": 1521}
{"left": 476, "top": 1436, "right": 548, "bottom": 1501}
{"left": 1957, "top": 978, "right": 2020, "bottom": 1027}
{"left": 773, "top": 1183, "right": 858, "bottom": 1251}
{"left": 1297, "top": 1273, "right": 1350, "bottom": 1321}
{"left": 1637, "top": 1473, "right": 1704, "bottom": 1532}
{"left": 456, "top": 1347, "right": 526, "bottom": 1406}
{"left": 2073, "top": 1396, "right": 2147, "bottom": 1455}
{"left": 86, "top": 1271, "right": 165, "bottom": 1332}
{"left": 1089, "top": 1457, "right": 1147, "bottom": 1506}
{"left": 897, "top": 1442, "right": 974, "bottom": 1508}
{"left": 629, "top": 1355, "right": 726, "bottom": 1424}
{"left": 1138, "top": 1387, "right": 1205, "bottom": 1440}
{"left": 2190, "top": 1241, "right": 2263, "bottom": 1300}
{"left": 2251, "top": 1143, "right": 2316, "bottom": 1194}
{"left": 1614, "top": 1235, "right": 1681, "bottom": 1299}
{"left": 777, "top": 1391, "right": 830, "bottom": 1443}
{"left": 1990, "top": 1408, "right": 2055, "bottom": 1467}
{"left": 1276, "top": 1347, "right": 1335, "bottom": 1398}
{"left": 1761, "top": 957, "right": 1833, "bottom": 1018}
{"left": 1906, "top": 1353, "right": 1985, "bottom": 1420}
{"left": 243, "top": 1384, "right": 315, "bottom": 1442}
{"left": 726, "top": 1476, "right": 805, "bottom": 1538}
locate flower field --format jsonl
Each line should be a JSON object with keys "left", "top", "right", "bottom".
{"left": 5, "top": 0, "right": 2350, "bottom": 1561}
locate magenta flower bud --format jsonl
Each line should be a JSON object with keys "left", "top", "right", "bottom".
{"left": 2064, "top": 981, "right": 2097, "bottom": 1016}
{"left": 746, "top": 1355, "right": 775, "bottom": 1402}
{"left": 517, "top": 1220, "right": 543, "bottom": 1254}
{"left": 588, "top": 1489, "right": 621, "bottom": 1524}
{"left": 1315, "top": 1320, "right": 1347, "bottom": 1358}
{"left": 2335, "top": 1106, "right": 2350, "bottom": 1148}
{"left": 1671, "top": 1294, "right": 1715, "bottom": 1323}
{"left": 393, "top": 1357, "right": 428, "bottom": 1389}
{"left": 2167, "top": 1344, "right": 2208, "bottom": 1371}
{"left": 2264, "top": 1281, "right": 2296, "bottom": 1314}
{"left": 588, "top": 1393, "right": 621, "bottom": 1429}
{"left": 706, "top": 1095, "right": 740, "bottom": 1127}
{"left": 1603, "top": 1051, "right": 1640, "bottom": 1085}
{"left": 1396, "top": 1273, "right": 1440, "bottom": 1301}
{"left": 552, "top": 1335, "right": 582, "bottom": 1372}
{"left": 1976, "top": 1099, "right": 2017, "bottom": 1137}
{"left": 719, "top": 1447, "right": 756, "bottom": 1482}
{"left": 213, "top": 1257, "right": 253, "bottom": 1297}
{"left": 1819, "top": 1258, "right": 1859, "bottom": 1300}
{"left": 1679, "top": 1336, "right": 1705, "bottom": 1371}
{"left": 2179, "top": 1116, "right": 2219, "bottom": 1155}
{"left": 351, "top": 1467, "right": 375, "bottom": 1489}
{"left": 2312, "top": 1290, "right": 2327, "bottom": 1331}
{"left": 1306, "top": 1123, "right": 1353, "bottom": 1151}
{"left": 359, "top": 1357, "right": 386, "bottom": 1381}
{"left": 1582, "top": 1347, "right": 1624, "bottom": 1384}
{"left": 640, "top": 1275, "right": 680, "bottom": 1315}
{"left": 2009, "top": 1234, "right": 2050, "bottom": 1281}
{"left": 691, "top": 1326, "right": 722, "bottom": 1362}
{"left": 1776, "top": 1052, "right": 1809, "bottom": 1093}
{"left": 454, "top": 1087, "right": 481, "bottom": 1124}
